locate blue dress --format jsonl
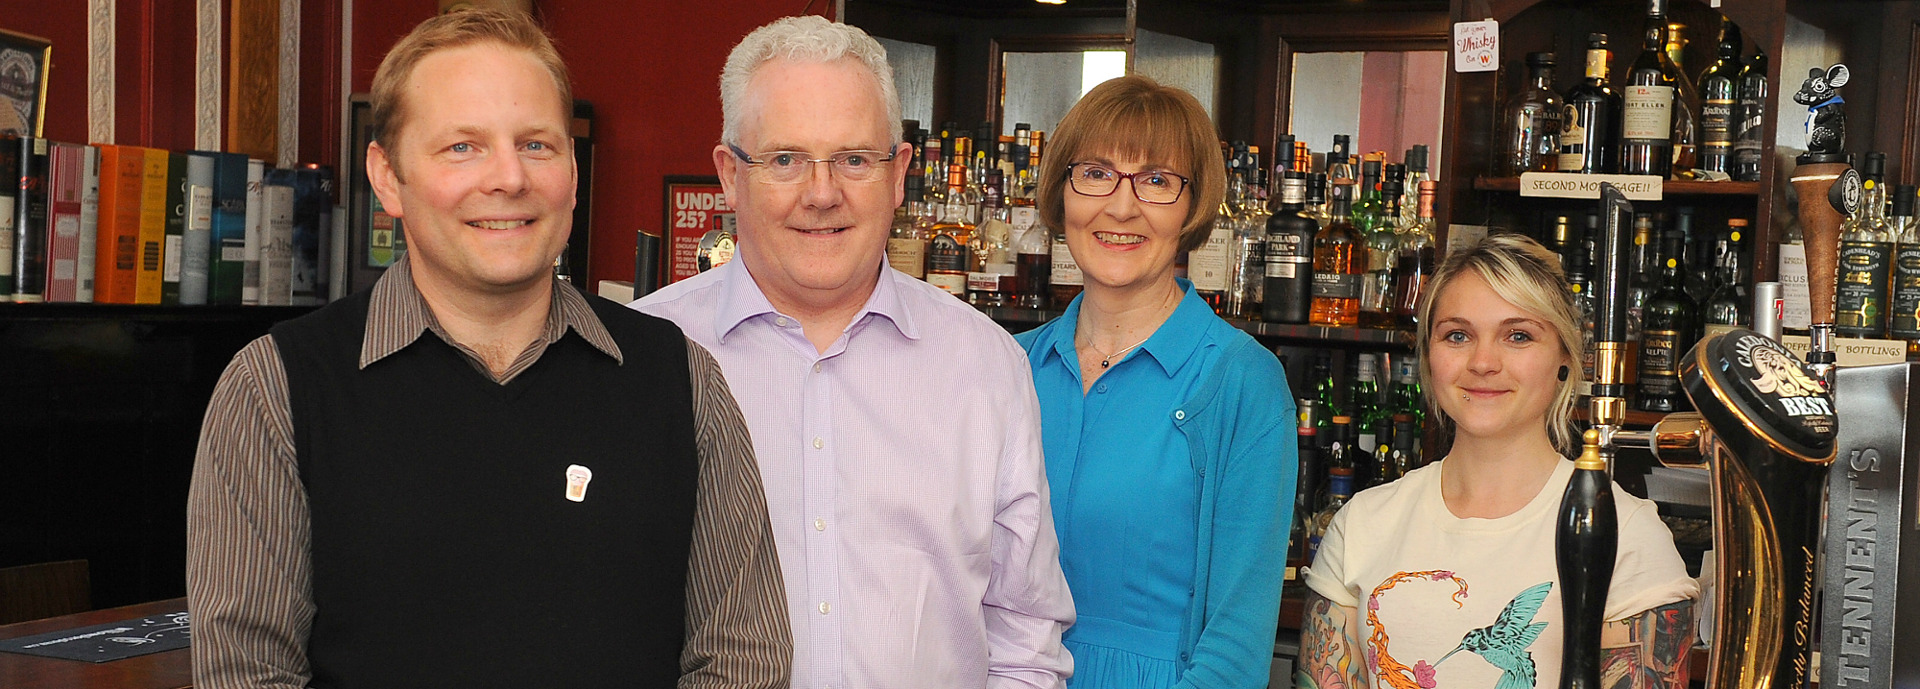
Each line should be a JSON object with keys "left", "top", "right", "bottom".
{"left": 1017, "top": 280, "right": 1297, "bottom": 689}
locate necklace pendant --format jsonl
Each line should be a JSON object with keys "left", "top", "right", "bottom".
{"left": 1101, "top": 358, "right": 1111, "bottom": 369}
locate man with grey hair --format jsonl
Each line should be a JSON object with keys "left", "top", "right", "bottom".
{"left": 635, "top": 14, "right": 1074, "bottom": 689}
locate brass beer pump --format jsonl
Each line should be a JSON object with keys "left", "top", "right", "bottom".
{"left": 1555, "top": 86, "right": 1848, "bottom": 685}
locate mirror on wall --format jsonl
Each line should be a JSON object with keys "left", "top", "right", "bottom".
{"left": 1133, "top": 28, "right": 1220, "bottom": 126}
{"left": 876, "top": 36, "right": 939, "bottom": 127}
{"left": 1290, "top": 50, "right": 1448, "bottom": 168}
{"left": 995, "top": 41, "right": 1129, "bottom": 136}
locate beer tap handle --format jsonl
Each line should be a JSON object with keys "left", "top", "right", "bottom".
{"left": 1558, "top": 429, "right": 1618, "bottom": 689}
{"left": 1589, "top": 184, "right": 1634, "bottom": 429}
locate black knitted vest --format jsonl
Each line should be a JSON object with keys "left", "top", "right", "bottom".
{"left": 273, "top": 287, "right": 699, "bottom": 688}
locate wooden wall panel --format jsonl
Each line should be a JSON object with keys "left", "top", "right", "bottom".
{"left": 227, "top": 0, "right": 278, "bottom": 162}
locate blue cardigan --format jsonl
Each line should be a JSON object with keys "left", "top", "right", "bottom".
{"left": 1017, "top": 284, "right": 1298, "bottom": 688}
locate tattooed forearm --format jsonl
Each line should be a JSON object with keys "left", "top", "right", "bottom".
{"left": 1600, "top": 600, "right": 1697, "bottom": 689}
{"left": 1298, "top": 591, "right": 1367, "bottom": 689}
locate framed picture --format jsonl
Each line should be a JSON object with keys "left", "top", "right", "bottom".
{"left": 662, "top": 176, "right": 735, "bottom": 285}
{"left": 0, "top": 29, "right": 51, "bottom": 137}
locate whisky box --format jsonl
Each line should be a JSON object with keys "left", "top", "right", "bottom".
{"left": 195, "top": 151, "right": 249, "bottom": 304}
{"left": 10, "top": 136, "right": 48, "bottom": 302}
{"left": 133, "top": 147, "right": 168, "bottom": 304}
{"left": 259, "top": 169, "right": 295, "bottom": 306}
{"left": 92, "top": 144, "right": 145, "bottom": 304}
{"left": 179, "top": 154, "right": 214, "bottom": 305}
{"left": 76, "top": 145, "right": 99, "bottom": 302}
{"left": 241, "top": 158, "right": 264, "bottom": 304}
{"left": 43, "top": 141, "right": 87, "bottom": 302}
{"left": 160, "top": 152, "right": 186, "bottom": 304}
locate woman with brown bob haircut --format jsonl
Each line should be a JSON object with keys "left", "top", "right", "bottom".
{"left": 1014, "top": 75, "right": 1298, "bottom": 688}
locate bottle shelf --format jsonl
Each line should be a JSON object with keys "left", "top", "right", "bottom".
{"left": 0, "top": 301, "right": 318, "bottom": 323}
{"left": 1471, "top": 176, "right": 1762, "bottom": 196}
{"left": 977, "top": 305, "right": 1416, "bottom": 348}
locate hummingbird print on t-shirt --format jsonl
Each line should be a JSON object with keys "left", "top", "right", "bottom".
{"left": 1435, "top": 581, "right": 1553, "bottom": 689}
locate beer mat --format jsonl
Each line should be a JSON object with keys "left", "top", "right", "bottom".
{"left": 0, "top": 610, "right": 190, "bottom": 663}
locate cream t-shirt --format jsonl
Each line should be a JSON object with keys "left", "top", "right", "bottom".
{"left": 1305, "top": 458, "right": 1697, "bottom": 689}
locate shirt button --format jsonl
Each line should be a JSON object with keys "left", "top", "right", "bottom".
{"left": 813, "top": 437, "right": 824, "bottom": 449}
{"left": 775, "top": 316, "right": 790, "bottom": 327}
{"left": 819, "top": 602, "right": 831, "bottom": 614}
{"left": 1174, "top": 409, "right": 1186, "bottom": 420}
{"left": 813, "top": 363, "right": 822, "bottom": 373}
{"left": 814, "top": 517, "right": 826, "bottom": 531}
{"left": 1096, "top": 383, "right": 1108, "bottom": 394}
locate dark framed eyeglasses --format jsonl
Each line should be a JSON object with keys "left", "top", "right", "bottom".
{"left": 1066, "top": 162, "right": 1191, "bottom": 205}
{"left": 727, "top": 143, "right": 898, "bottom": 184}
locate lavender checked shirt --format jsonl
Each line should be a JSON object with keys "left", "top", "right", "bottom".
{"left": 634, "top": 257, "right": 1075, "bottom": 689}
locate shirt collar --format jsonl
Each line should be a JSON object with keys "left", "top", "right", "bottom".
{"left": 359, "top": 255, "right": 624, "bottom": 368}
{"left": 712, "top": 256, "right": 919, "bottom": 343}
{"left": 1037, "top": 278, "right": 1211, "bottom": 378}
{"left": 1131, "top": 278, "right": 1212, "bottom": 377}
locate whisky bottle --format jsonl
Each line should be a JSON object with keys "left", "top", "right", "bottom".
{"left": 1350, "top": 354, "right": 1383, "bottom": 464}
{"left": 887, "top": 175, "right": 929, "bottom": 279}
{"left": 1637, "top": 232, "right": 1696, "bottom": 412}
{"left": 1399, "top": 145, "right": 1429, "bottom": 230}
{"left": 1304, "top": 172, "right": 1332, "bottom": 229}
{"left": 1315, "top": 352, "right": 1344, "bottom": 422}
{"left": 1697, "top": 18, "right": 1742, "bottom": 176}
{"left": 1310, "top": 184, "right": 1363, "bottom": 327}
{"left": 1702, "top": 219, "right": 1751, "bottom": 341}
{"left": 1497, "top": 51, "right": 1564, "bottom": 176}
{"left": 1887, "top": 185, "right": 1920, "bottom": 349}
{"left": 1286, "top": 418, "right": 1321, "bottom": 587}
{"left": 1356, "top": 161, "right": 1398, "bottom": 328}
{"left": 1568, "top": 221, "right": 1598, "bottom": 396}
{"left": 969, "top": 169, "right": 1015, "bottom": 307}
{"left": 1264, "top": 170, "right": 1317, "bottom": 323}
{"left": 1231, "top": 159, "right": 1271, "bottom": 318}
{"left": 1620, "top": 0, "right": 1679, "bottom": 177}
{"left": 926, "top": 136, "right": 977, "bottom": 297}
{"left": 1731, "top": 53, "right": 1768, "bottom": 182}
{"left": 1305, "top": 466, "right": 1356, "bottom": 569}
{"left": 1560, "top": 34, "right": 1621, "bottom": 174}
{"left": 1837, "top": 153, "right": 1894, "bottom": 337}
{"left": 1011, "top": 166, "right": 1048, "bottom": 309}
{"left": 1388, "top": 180, "right": 1437, "bottom": 329}
{"left": 1190, "top": 143, "right": 1244, "bottom": 309}
{"left": 1665, "top": 19, "right": 1702, "bottom": 176}
{"left": 1326, "top": 135, "right": 1356, "bottom": 193}
{"left": 1624, "top": 214, "right": 1657, "bottom": 391}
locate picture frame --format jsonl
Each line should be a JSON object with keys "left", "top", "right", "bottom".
{"left": 0, "top": 28, "right": 51, "bottom": 137}
{"left": 662, "top": 176, "right": 735, "bottom": 286}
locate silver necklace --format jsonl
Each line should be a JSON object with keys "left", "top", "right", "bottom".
{"left": 1089, "top": 333, "right": 1153, "bottom": 369}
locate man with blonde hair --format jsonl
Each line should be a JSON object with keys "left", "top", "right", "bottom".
{"left": 636, "top": 15, "right": 1074, "bottom": 689}
{"left": 187, "top": 9, "right": 789, "bottom": 687}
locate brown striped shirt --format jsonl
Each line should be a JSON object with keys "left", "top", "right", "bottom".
{"left": 186, "top": 258, "right": 792, "bottom": 688}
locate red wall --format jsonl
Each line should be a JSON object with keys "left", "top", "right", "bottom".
{"left": 355, "top": 1, "right": 833, "bottom": 287}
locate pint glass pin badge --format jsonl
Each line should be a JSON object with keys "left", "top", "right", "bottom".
{"left": 565, "top": 464, "right": 594, "bottom": 502}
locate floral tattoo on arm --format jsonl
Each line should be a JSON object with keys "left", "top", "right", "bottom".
{"left": 1299, "top": 591, "right": 1369, "bottom": 689}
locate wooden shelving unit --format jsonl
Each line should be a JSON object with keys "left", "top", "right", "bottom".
{"left": 978, "top": 305, "right": 1417, "bottom": 348}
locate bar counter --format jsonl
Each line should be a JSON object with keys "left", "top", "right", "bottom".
{"left": 0, "top": 599, "right": 190, "bottom": 689}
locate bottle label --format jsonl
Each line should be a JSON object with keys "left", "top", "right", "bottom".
{"left": 967, "top": 271, "right": 1003, "bottom": 293}
{"left": 1891, "top": 245, "right": 1920, "bottom": 338}
{"left": 1557, "top": 104, "right": 1588, "bottom": 171}
{"left": 1702, "top": 97, "right": 1735, "bottom": 146}
{"left": 927, "top": 233, "right": 969, "bottom": 274}
{"left": 1702, "top": 322, "right": 1744, "bottom": 341}
{"left": 886, "top": 238, "right": 926, "bottom": 278}
{"left": 1639, "top": 328, "right": 1680, "bottom": 394}
{"left": 926, "top": 272, "right": 966, "bottom": 296}
{"left": 1585, "top": 49, "right": 1608, "bottom": 79}
{"left": 1050, "top": 235, "right": 1084, "bottom": 286}
{"left": 1836, "top": 240, "right": 1893, "bottom": 335}
{"left": 1311, "top": 271, "right": 1360, "bottom": 300}
{"left": 1266, "top": 235, "right": 1310, "bottom": 278}
{"left": 1733, "top": 97, "right": 1766, "bottom": 152}
{"left": 1622, "top": 85, "right": 1675, "bottom": 140}
{"left": 1010, "top": 206, "right": 1037, "bottom": 234}
{"left": 1779, "top": 242, "right": 1811, "bottom": 329}
{"left": 1189, "top": 227, "right": 1234, "bottom": 292}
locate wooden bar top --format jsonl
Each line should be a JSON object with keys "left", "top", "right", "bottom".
{"left": 0, "top": 599, "right": 191, "bottom": 689}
